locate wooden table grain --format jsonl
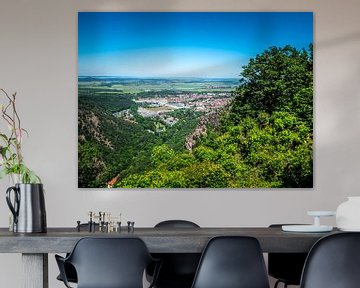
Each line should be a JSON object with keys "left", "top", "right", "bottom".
{"left": 0, "top": 227, "right": 338, "bottom": 288}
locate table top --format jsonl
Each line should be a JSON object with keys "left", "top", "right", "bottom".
{"left": 0, "top": 227, "right": 340, "bottom": 254}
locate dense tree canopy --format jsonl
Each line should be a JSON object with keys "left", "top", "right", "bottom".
{"left": 230, "top": 45, "right": 313, "bottom": 126}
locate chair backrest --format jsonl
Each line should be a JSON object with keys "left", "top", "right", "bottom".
{"left": 67, "top": 237, "right": 154, "bottom": 288}
{"left": 155, "top": 220, "right": 200, "bottom": 228}
{"left": 268, "top": 224, "right": 308, "bottom": 285}
{"left": 151, "top": 220, "right": 201, "bottom": 286}
{"left": 300, "top": 232, "right": 360, "bottom": 288}
{"left": 191, "top": 236, "right": 270, "bottom": 288}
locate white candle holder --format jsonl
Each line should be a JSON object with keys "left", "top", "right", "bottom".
{"left": 282, "top": 211, "right": 336, "bottom": 232}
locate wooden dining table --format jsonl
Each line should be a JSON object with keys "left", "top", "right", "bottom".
{"left": 0, "top": 226, "right": 339, "bottom": 288}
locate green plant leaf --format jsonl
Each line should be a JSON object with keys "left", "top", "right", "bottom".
{"left": 0, "top": 168, "right": 9, "bottom": 179}
{"left": 0, "top": 133, "right": 8, "bottom": 142}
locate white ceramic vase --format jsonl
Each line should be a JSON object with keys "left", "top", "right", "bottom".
{"left": 336, "top": 197, "right": 360, "bottom": 231}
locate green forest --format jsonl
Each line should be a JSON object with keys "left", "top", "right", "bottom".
{"left": 78, "top": 44, "right": 313, "bottom": 188}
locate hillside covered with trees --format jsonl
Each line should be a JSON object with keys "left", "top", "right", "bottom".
{"left": 78, "top": 44, "right": 313, "bottom": 188}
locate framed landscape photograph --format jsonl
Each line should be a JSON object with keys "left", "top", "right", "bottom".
{"left": 78, "top": 12, "right": 313, "bottom": 188}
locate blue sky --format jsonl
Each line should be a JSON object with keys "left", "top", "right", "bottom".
{"left": 78, "top": 12, "right": 313, "bottom": 78}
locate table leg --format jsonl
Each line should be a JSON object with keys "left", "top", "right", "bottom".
{"left": 22, "top": 253, "right": 48, "bottom": 288}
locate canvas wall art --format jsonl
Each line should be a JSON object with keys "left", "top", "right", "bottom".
{"left": 78, "top": 12, "right": 313, "bottom": 188}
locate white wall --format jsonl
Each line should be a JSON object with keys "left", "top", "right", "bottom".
{"left": 0, "top": 0, "right": 360, "bottom": 287}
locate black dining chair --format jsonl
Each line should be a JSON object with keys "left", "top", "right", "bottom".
{"left": 268, "top": 224, "right": 308, "bottom": 288}
{"left": 300, "top": 232, "right": 360, "bottom": 288}
{"left": 55, "top": 237, "right": 161, "bottom": 288}
{"left": 147, "top": 220, "right": 201, "bottom": 288}
{"left": 191, "top": 236, "right": 270, "bottom": 288}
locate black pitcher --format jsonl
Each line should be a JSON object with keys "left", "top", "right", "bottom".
{"left": 6, "top": 183, "right": 47, "bottom": 233}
